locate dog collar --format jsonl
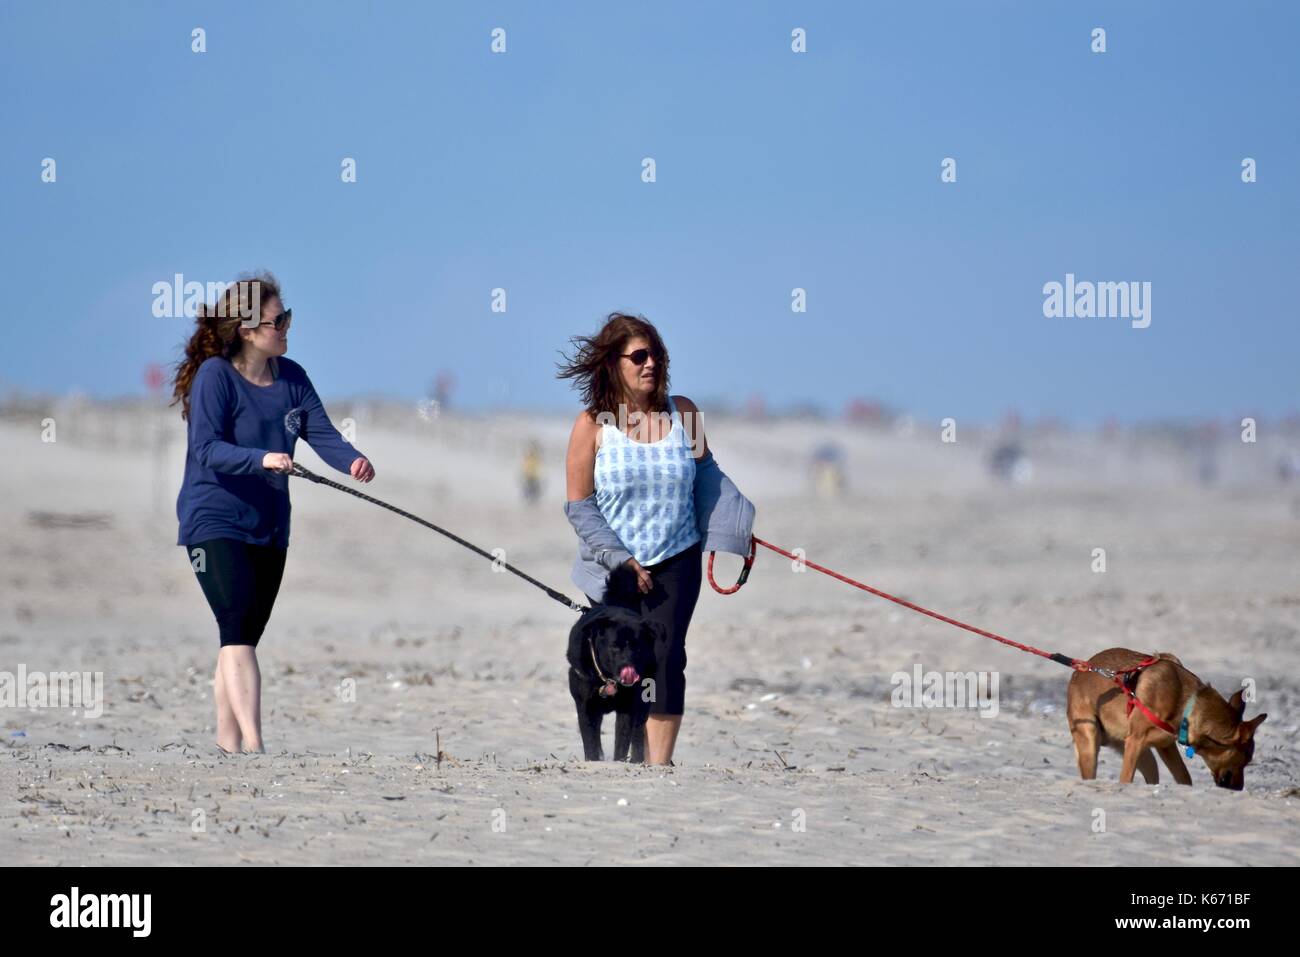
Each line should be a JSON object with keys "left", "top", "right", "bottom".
{"left": 1176, "top": 695, "right": 1198, "bottom": 756}
{"left": 587, "top": 639, "right": 618, "bottom": 698}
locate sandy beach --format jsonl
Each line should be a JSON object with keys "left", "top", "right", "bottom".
{"left": 3, "top": 401, "right": 1298, "bottom": 865}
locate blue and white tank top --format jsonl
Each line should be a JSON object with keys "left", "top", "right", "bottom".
{"left": 594, "top": 395, "right": 701, "bottom": 566}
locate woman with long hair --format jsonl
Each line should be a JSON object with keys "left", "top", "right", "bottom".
{"left": 558, "top": 313, "right": 754, "bottom": 765}
{"left": 171, "top": 272, "right": 374, "bottom": 754}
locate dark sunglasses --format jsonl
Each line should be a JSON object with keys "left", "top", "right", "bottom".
{"left": 254, "top": 308, "right": 292, "bottom": 331}
{"left": 621, "top": 347, "right": 659, "bottom": 366}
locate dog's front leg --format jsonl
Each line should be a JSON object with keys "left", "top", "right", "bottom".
{"left": 577, "top": 705, "right": 605, "bottom": 761}
{"left": 1136, "top": 747, "right": 1159, "bottom": 784}
{"left": 1119, "top": 734, "right": 1144, "bottom": 784}
{"left": 627, "top": 703, "right": 649, "bottom": 764}
{"left": 613, "top": 708, "right": 632, "bottom": 762}
{"left": 1156, "top": 741, "right": 1193, "bottom": 785}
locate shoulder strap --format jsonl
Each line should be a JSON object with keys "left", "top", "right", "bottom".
{"left": 596, "top": 411, "right": 620, "bottom": 447}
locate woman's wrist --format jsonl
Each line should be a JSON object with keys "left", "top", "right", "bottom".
{"left": 599, "top": 547, "right": 633, "bottom": 571}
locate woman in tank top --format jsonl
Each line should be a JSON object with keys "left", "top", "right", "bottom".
{"left": 559, "top": 312, "right": 712, "bottom": 765}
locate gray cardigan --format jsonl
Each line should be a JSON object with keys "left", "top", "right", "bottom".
{"left": 564, "top": 449, "right": 756, "bottom": 604}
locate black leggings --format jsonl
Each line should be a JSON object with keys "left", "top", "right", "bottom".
{"left": 186, "top": 538, "right": 287, "bottom": 648}
{"left": 587, "top": 541, "right": 702, "bottom": 716}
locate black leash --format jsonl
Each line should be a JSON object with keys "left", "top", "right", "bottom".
{"left": 290, "top": 463, "right": 590, "bottom": 614}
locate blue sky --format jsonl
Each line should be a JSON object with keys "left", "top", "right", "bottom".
{"left": 2, "top": 1, "right": 1296, "bottom": 425}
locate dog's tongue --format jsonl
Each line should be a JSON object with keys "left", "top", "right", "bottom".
{"left": 619, "top": 666, "right": 639, "bottom": 686}
{"left": 603, "top": 680, "right": 618, "bottom": 697}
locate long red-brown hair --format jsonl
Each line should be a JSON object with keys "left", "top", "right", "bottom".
{"left": 555, "top": 312, "right": 670, "bottom": 420}
{"left": 170, "top": 272, "right": 281, "bottom": 421}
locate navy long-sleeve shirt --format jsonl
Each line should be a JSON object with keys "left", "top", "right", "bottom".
{"left": 176, "top": 355, "right": 363, "bottom": 549}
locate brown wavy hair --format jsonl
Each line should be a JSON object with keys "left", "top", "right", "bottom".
{"left": 555, "top": 312, "right": 670, "bottom": 420}
{"left": 170, "top": 272, "right": 281, "bottom": 421}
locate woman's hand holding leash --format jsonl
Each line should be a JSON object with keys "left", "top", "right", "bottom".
{"left": 263, "top": 453, "right": 373, "bottom": 483}
{"left": 262, "top": 452, "right": 293, "bottom": 474}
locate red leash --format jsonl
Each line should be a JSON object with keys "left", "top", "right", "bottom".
{"left": 706, "top": 535, "right": 1178, "bottom": 734}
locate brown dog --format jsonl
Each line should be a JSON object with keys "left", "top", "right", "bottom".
{"left": 1066, "top": 648, "right": 1266, "bottom": 789}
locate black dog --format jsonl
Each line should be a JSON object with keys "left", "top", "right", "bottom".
{"left": 567, "top": 604, "right": 662, "bottom": 762}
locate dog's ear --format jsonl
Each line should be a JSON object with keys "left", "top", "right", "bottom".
{"left": 567, "top": 619, "right": 586, "bottom": 665}
{"left": 569, "top": 610, "right": 607, "bottom": 664}
{"left": 1227, "top": 688, "right": 1247, "bottom": 719}
{"left": 1238, "top": 713, "right": 1267, "bottom": 741}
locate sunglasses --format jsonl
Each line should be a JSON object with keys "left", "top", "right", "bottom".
{"left": 620, "top": 347, "right": 659, "bottom": 366}
{"left": 253, "top": 309, "right": 292, "bottom": 331}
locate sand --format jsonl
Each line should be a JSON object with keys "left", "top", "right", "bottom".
{"left": 2, "top": 400, "right": 1298, "bottom": 865}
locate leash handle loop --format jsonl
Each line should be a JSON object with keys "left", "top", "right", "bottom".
{"left": 707, "top": 535, "right": 757, "bottom": 595}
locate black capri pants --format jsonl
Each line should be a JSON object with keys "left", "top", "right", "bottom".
{"left": 587, "top": 540, "right": 702, "bottom": 716}
{"left": 185, "top": 537, "right": 287, "bottom": 648}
